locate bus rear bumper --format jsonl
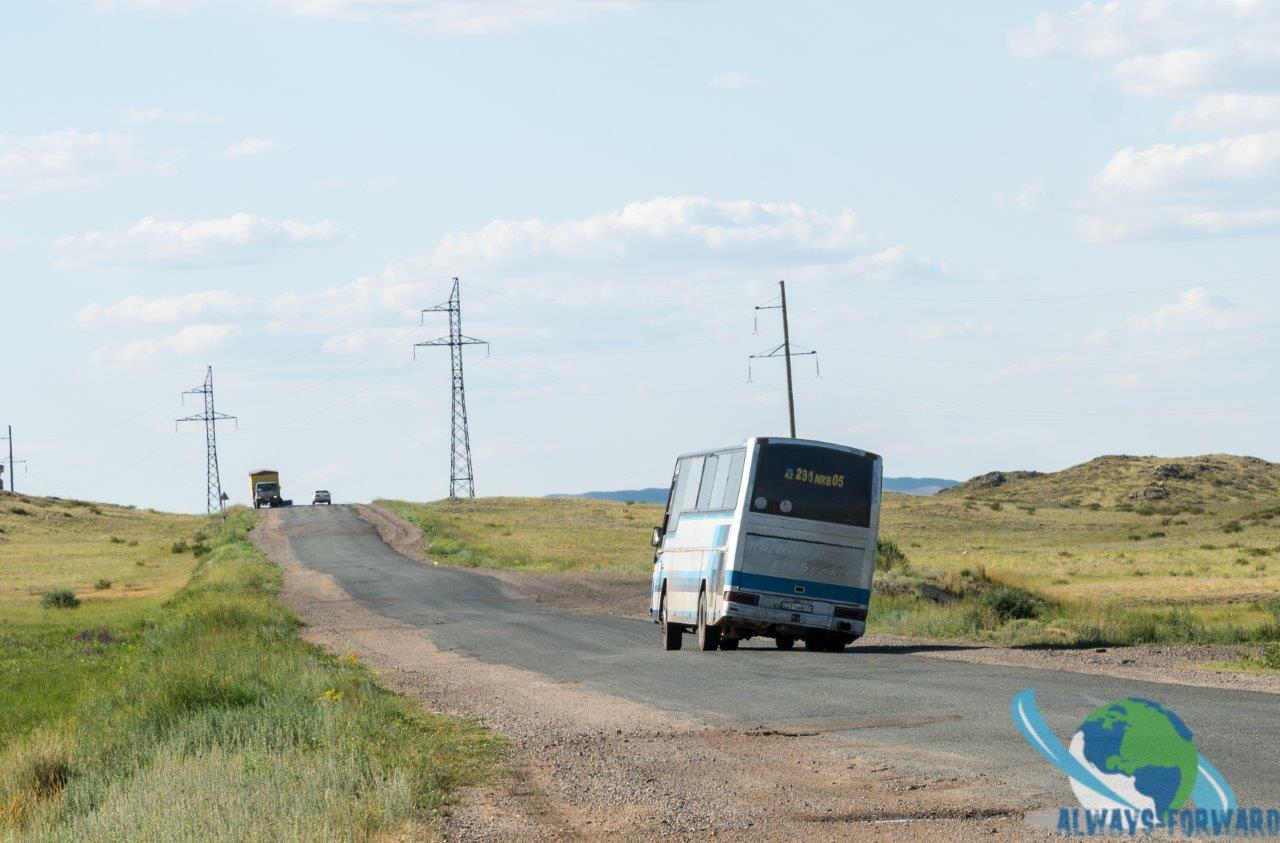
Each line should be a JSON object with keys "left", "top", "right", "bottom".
{"left": 720, "top": 594, "right": 866, "bottom": 639}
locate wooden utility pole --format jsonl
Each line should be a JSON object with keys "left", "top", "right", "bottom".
{"left": 751, "top": 280, "right": 817, "bottom": 438}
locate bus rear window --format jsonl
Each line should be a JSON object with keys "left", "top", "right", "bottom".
{"left": 750, "top": 443, "right": 875, "bottom": 527}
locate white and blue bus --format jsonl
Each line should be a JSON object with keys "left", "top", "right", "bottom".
{"left": 649, "top": 436, "right": 882, "bottom": 652}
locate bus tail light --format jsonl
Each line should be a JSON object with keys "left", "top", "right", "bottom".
{"left": 724, "top": 590, "right": 760, "bottom": 606}
{"left": 834, "top": 604, "right": 867, "bottom": 621}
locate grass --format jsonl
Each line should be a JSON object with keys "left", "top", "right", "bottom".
{"left": 381, "top": 475, "right": 1280, "bottom": 648}
{"left": 0, "top": 497, "right": 500, "bottom": 840}
{"left": 379, "top": 496, "right": 656, "bottom": 574}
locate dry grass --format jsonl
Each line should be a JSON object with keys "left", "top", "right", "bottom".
{"left": 379, "top": 496, "right": 658, "bottom": 574}
{"left": 0, "top": 494, "right": 198, "bottom": 606}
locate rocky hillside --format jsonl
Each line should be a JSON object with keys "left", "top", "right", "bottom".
{"left": 939, "top": 454, "right": 1280, "bottom": 510}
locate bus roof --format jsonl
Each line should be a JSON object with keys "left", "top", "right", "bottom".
{"left": 674, "top": 436, "right": 881, "bottom": 463}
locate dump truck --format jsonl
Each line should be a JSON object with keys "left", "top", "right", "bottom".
{"left": 249, "top": 469, "right": 291, "bottom": 508}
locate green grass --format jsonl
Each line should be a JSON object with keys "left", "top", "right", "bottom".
{"left": 379, "top": 496, "right": 657, "bottom": 574}
{"left": 0, "top": 500, "right": 500, "bottom": 840}
{"left": 1200, "top": 644, "right": 1280, "bottom": 675}
{"left": 381, "top": 482, "right": 1280, "bottom": 647}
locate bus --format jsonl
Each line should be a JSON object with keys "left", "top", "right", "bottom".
{"left": 649, "top": 436, "right": 882, "bottom": 652}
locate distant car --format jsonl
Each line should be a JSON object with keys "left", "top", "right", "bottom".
{"left": 312, "top": 490, "right": 332, "bottom": 505}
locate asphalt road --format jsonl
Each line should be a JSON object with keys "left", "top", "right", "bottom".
{"left": 279, "top": 505, "right": 1279, "bottom": 806}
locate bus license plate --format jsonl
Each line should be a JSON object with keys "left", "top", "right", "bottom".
{"left": 780, "top": 599, "right": 813, "bottom": 613}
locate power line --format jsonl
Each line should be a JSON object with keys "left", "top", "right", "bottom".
{"left": 750, "top": 280, "right": 818, "bottom": 438}
{"left": 416, "top": 278, "right": 489, "bottom": 500}
{"left": 176, "top": 365, "right": 237, "bottom": 514}
{"left": 1, "top": 426, "right": 27, "bottom": 493}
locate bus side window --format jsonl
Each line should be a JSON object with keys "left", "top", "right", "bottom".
{"left": 695, "top": 454, "right": 720, "bottom": 510}
{"left": 660, "top": 461, "right": 680, "bottom": 532}
{"left": 716, "top": 449, "right": 746, "bottom": 509}
{"left": 669, "top": 456, "right": 703, "bottom": 533}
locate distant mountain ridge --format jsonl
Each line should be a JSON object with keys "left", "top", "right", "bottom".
{"left": 549, "top": 476, "right": 959, "bottom": 504}
{"left": 883, "top": 477, "right": 959, "bottom": 496}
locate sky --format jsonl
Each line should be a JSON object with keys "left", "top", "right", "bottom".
{"left": 2, "top": 0, "right": 1279, "bottom": 513}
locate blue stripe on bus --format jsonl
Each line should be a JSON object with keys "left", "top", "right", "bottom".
{"left": 726, "top": 570, "right": 870, "bottom": 605}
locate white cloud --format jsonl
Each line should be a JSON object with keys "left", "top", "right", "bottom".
{"left": 1094, "top": 131, "right": 1280, "bottom": 193}
{"left": 321, "top": 326, "right": 416, "bottom": 354}
{"left": 272, "top": 0, "right": 641, "bottom": 32}
{"left": 426, "top": 196, "right": 865, "bottom": 273}
{"left": 88, "top": 0, "right": 642, "bottom": 33}
{"left": 1014, "top": 4, "right": 1280, "bottom": 239}
{"left": 0, "top": 130, "right": 135, "bottom": 200}
{"left": 845, "top": 245, "right": 905, "bottom": 282}
{"left": 89, "top": 323, "right": 236, "bottom": 364}
{"left": 261, "top": 195, "right": 952, "bottom": 341}
{"left": 1010, "top": 1, "right": 1280, "bottom": 97}
{"left": 710, "top": 72, "right": 763, "bottom": 90}
{"left": 222, "top": 137, "right": 285, "bottom": 159}
{"left": 55, "top": 213, "right": 346, "bottom": 268}
{"left": 1127, "top": 286, "right": 1243, "bottom": 333}
{"left": 262, "top": 273, "right": 435, "bottom": 327}
{"left": 1170, "top": 93, "right": 1280, "bottom": 129}
{"left": 123, "top": 108, "right": 219, "bottom": 125}
{"left": 995, "top": 180, "right": 1046, "bottom": 211}
{"left": 76, "top": 291, "right": 252, "bottom": 325}
{"left": 1176, "top": 206, "right": 1280, "bottom": 234}
{"left": 85, "top": 0, "right": 203, "bottom": 9}
{"left": 1078, "top": 204, "right": 1280, "bottom": 240}
{"left": 913, "top": 322, "right": 993, "bottom": 342}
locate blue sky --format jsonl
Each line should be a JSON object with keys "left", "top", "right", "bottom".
{"left": 2, "top": 0, "right": 1278, "bottom": 512}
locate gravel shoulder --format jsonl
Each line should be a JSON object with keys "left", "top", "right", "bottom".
{"left": 358, "top": 503, "right": 1280, "bottom": 696}
{"left": 263, "top": 508, "right": 1047, "bottom": 841}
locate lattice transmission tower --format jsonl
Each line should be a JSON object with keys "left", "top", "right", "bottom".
{"left": 415, "top": 278, "right": 488, "bottom": 499}
{"left": 176, "top": 365, "right": 237, "bottom": 514}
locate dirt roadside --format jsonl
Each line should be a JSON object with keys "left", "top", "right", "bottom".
{"left": 356, "top": 503, "right": 1280, "bottom": 696}
{"left": 256, "top": 509, "right": 1048, "bottom": 841}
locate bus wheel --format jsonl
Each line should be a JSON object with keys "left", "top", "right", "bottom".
{"left": 775, "top": 635, "right": 795, "bottom": 650}
{"left": 660, "top": 594, "right": 682, "bottom": 651}
{"left": 824, "top": 638, "right": 847, "bottom": 652}
{"left": 719, "top": 637, "right": 739, "bottom": 651}
{"left": 804, "top": 637, "right": 826, "bottom": 652}
{"left": 696, "top": 589, "right": 720, "bottom": 651}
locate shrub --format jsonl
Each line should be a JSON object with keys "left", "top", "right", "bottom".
{"left": 93, "top": 579, "right": 112, "bottom": 590}
{"left": 109, "top": 536, "right": 126, "bottom": 544}
{"left": 1222, "top": 521, "right": 1244, "bottom": 534}
{"left": 1148, "top": 531, "right": 1166, "bottom": 538}
{"left": 875, "top": 538, "right": 910, "bottom": 572}
{"left": 171, "top": 540, "right": 189, "bottom": 554}
{"left": 988, "top": 501, "right": 1003, "bottom": 511}
{"left": 9, "top": 506, "right": 33, "bottom": 516}
{"left": 981, "top": 586, "right": 1040, "bottom": 621}
{"left": 40, "top": 588, "right": 80, "bottom": 609}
